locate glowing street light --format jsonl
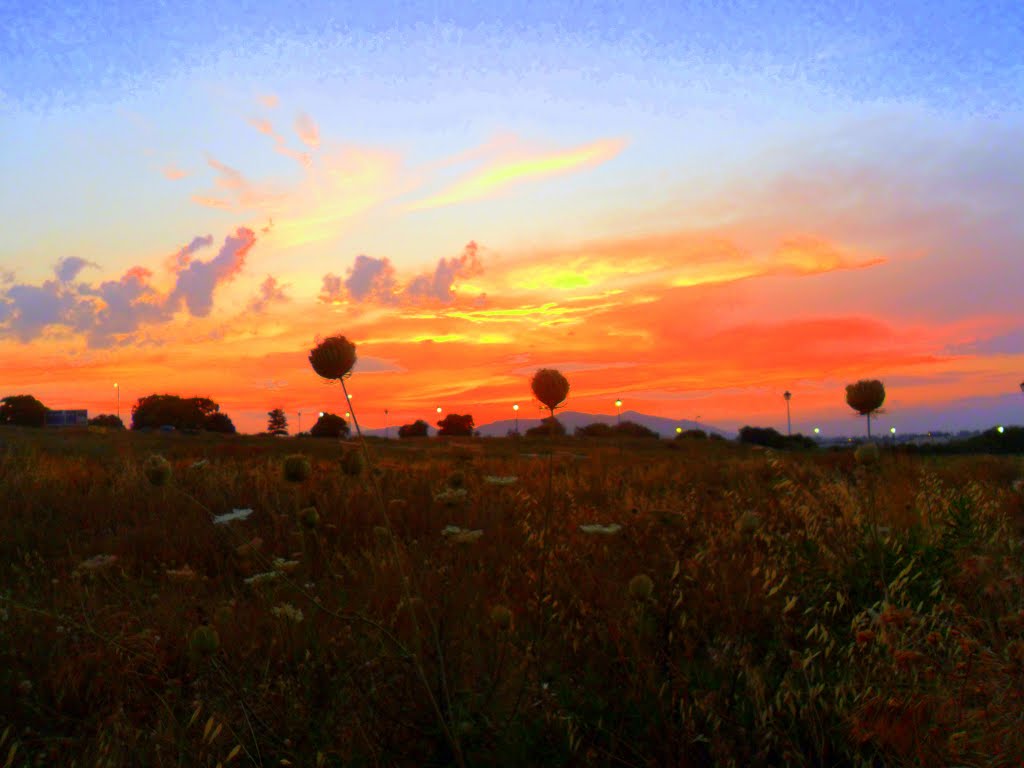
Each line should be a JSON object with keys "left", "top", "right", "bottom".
{"left": 783, "top": 391, "right": 792, "bottom": 437}
{"left": 998, "top": 425, "right": 1005, "bottom": 434}
{"left": 513, "top": 403, "right": 519, "bottom": 434}
{"left": 615, "top": 398, "right": 622, "bottom": 426}
{"left": 813, "top": 427, "right": 820, "bottom": 437}
{"left": 345, "top": 411, "right": 350, "bottom": 419}
{"left": 319, "top": 411, "right": 325, "bottom": 418}
{"left": 676, "top": 426, "right": 683, "bottom": 434}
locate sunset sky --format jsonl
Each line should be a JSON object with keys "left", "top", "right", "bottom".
{"left": 2, "top": 1, "right": 1023, "bottom": 435}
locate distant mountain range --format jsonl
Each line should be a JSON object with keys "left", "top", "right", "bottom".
{"left": 355, "top": 410, "right": 728, "bottom": 439}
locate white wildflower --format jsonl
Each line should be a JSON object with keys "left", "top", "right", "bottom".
{"left": 579, "top": 524, "right": 622, "bottom": 535}
{"left": 442, "top": 525, "right": 484, "bottom": 543}
{"left": 76, "top": 554, "right": 118, "bottom": 573}
{"left": 434, "top": 488, "right": 468, "bottom": 503}
{"left": 271, "top": 602, "right": 304, "bottom": 623}
{"left": 484, "top": 476, "right": 518, "bottom": 485}
{"left": 165, "top": 565, "right": 200, "bottom": 582}
{"left": 212, "top": 508, "right": 254, "bottom": 525}
{"left": 244, "top": 571, "right": 280, "bottom": 587}
{"left": 272, "top": 557, "right": 300, "bottom": 573}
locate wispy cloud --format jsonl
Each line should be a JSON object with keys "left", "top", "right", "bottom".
{"left": 294, "top": 112, "right": 320, "bottom": 149}
{"left": 407, "top": 137, "right": 626, "bottom": 211}
{"left": 161, "top": 164, "right": 189, "bottom": 180}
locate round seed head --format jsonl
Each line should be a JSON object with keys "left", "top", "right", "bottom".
{"left": 283, "top": 454, "right": 312, "bottom": 483}
{"left": 490, "top": 604, "right": 513, "bottom": 630}
{"left": 531, "top": 368, "right": 570, "bottom": 411}
{"left": 298, "top": 506, "right": 319, "bottom": 529}
{"left": 308, "top": 335, "right": 357, "bottom": 380}
{"left": 143, "top": 454, "right": 172, "bottom": 487}
{"left": 855, "top": 442, "right": 880, "bottom": 466}
{"left": 628, "top": 573, "right": 654, "bottom": 601}
{"left": 340, "top": 449, "right": 364, "bottom": 477}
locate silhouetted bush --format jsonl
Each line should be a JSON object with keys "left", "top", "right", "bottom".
{"left": 676, "top": 429, "right": 707, "bottom": 440}
{"left": 310, "top": 413, "right": 350, "bottom": 438}
{"left": 614, "top": 420, "right": 659, "bottom": 438}
{"left": 398, "top": 419, "right": 430, "bottom": 438}
{"left": 89, "top": 414, "right": 125, "bottom": 430}
{"left": 526, "top": 416, "right": 565, "bottom": 437}
{"left": 0, "top": 395, "right": 49, "bottom": 427}
{"left": 739, "top": 426, "right": 817, "bottom": 450}
{"left": 575, "top": 422, "right": 615, "bottom": 438}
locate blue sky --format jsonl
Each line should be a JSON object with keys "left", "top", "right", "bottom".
{"left": 1, "top": 0, "right": 1023, "bottom": 434}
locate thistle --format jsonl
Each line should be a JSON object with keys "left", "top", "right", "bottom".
{"left": 308, "top": 335, "right": 357, "bottom": 380}
{"left": 340, "top": 449, "right": 364, "bottom": 477}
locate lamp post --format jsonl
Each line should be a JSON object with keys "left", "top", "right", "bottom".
{"left": 676, "top": 426, "right": 682, "bottom": 435}
{"left": 783, "top": 391, "right": 792, "bottom": 437}
{"left": 385, "top": 408, "right": 389, "bottom": 440}
{"left": 297, "top": 410, "right": 301, "bottom": 435}
{"left": 513, "top": 403, "right": 519, "bottom": 434}
{"left": 615, "top": 398, "right": 622, "bottom": 426}
{"left": 114, "top": 383, "right": 119, "bottom": 423}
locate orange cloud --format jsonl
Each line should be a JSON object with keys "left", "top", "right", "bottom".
{"left": 407, "top": 137, "right": 627, "bottom": 211}
{"left": 161, "top": 165, "right": 188, "bottom": 180}
{"left": 295, "top": 112, "right": 320, "bottom": 149}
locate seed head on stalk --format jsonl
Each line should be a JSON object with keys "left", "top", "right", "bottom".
{"left": 308, "top": 335, "right": 356, "bottom": 380}
{"left": 531, "top": 368, "right": 569, "bottom": 426}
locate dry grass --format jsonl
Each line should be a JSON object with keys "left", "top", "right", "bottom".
{"left": 1, "top": 427, "right": 1023, "bottom": 766}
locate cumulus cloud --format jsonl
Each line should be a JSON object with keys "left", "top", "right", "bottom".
{"left": 0, "top": 228, "right": 259, "bottom": 347}
{"left": 167, "top": 227, "right": 257, "bottom": 317}
{"left": 55, "top": 256, "right": 97, "bottom": 283}
{"left": 319, "top": 241, "right": 483, "bottom": 306}
{"left": 248, "top": 275, "right": 291, "bottom": 313}
{"left": 345, "top": 255, "right": 399, "bottom": 303}
{"left": 403, "top": 241, "right": 482, "bottom": 303}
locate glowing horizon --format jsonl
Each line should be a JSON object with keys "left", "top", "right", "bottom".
{"left": 2, "top": 3, "right": 1023, "bottom": 435}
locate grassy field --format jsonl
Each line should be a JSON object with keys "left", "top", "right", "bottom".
{"left": 1, "top": 426, "right": 1023, "bottom": 767}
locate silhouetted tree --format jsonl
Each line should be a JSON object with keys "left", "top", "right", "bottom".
{"left": 0, "top": 394, "right": 48, "bottom": 427}
{"left": 846, "top": 379, "right": 886, "bottom": 439}
{"left": 398, "top": 419, "right": 430, "bottom": 438}
{"left": 437, "top": 413, "right": 474, "bottom": 437}
{"left": 526, "top": 416, "right": 565, "bottom": 437}
{"left": 89, "top": 414, "right": 125, "bottom": 429}
{"left": 310, "top": 412, "right": 350, "bottom": 438}
{"left": 204, "top": 412, "right": 236, "bottom": 434}
{"left": 267, "top": 408, "right": 289, "bottom": 436}
{"left": 131, "top": 394, "right": 224, "bottom": 431}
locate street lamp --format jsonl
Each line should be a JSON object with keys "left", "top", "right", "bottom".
{"left": 783, "top": 391, "right": 792, "bottom": 437}
{"left": 513, "top": 403, "right": 519, "bottom": 434}
{"left": 676, "top": 426, "right": 682, "bottom": 435}
{"left": 385, "top": 408, "right": 389, "bottom": 440}
{"left": 998, "top": 425, "right": 1005, "bottom": 434}
{"left": 297, "top": 410, "right": 302, "bottom": 435}
{"left": 813, "top": 427, "right": 820, "bottom": 437}
{"left": 114, "top": 383, "right": 119, "bottom": 423}
{"left": 615, "top": 398, "right": 622, "bottom": 426}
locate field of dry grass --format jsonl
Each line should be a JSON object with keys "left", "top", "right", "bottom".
{"left": 2, "top": 427, "right": 1023, "bottom": 767}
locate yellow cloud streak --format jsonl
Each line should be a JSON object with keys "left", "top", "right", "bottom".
{"left": 407, "top": 138, "right": 626, "bottom": 211}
